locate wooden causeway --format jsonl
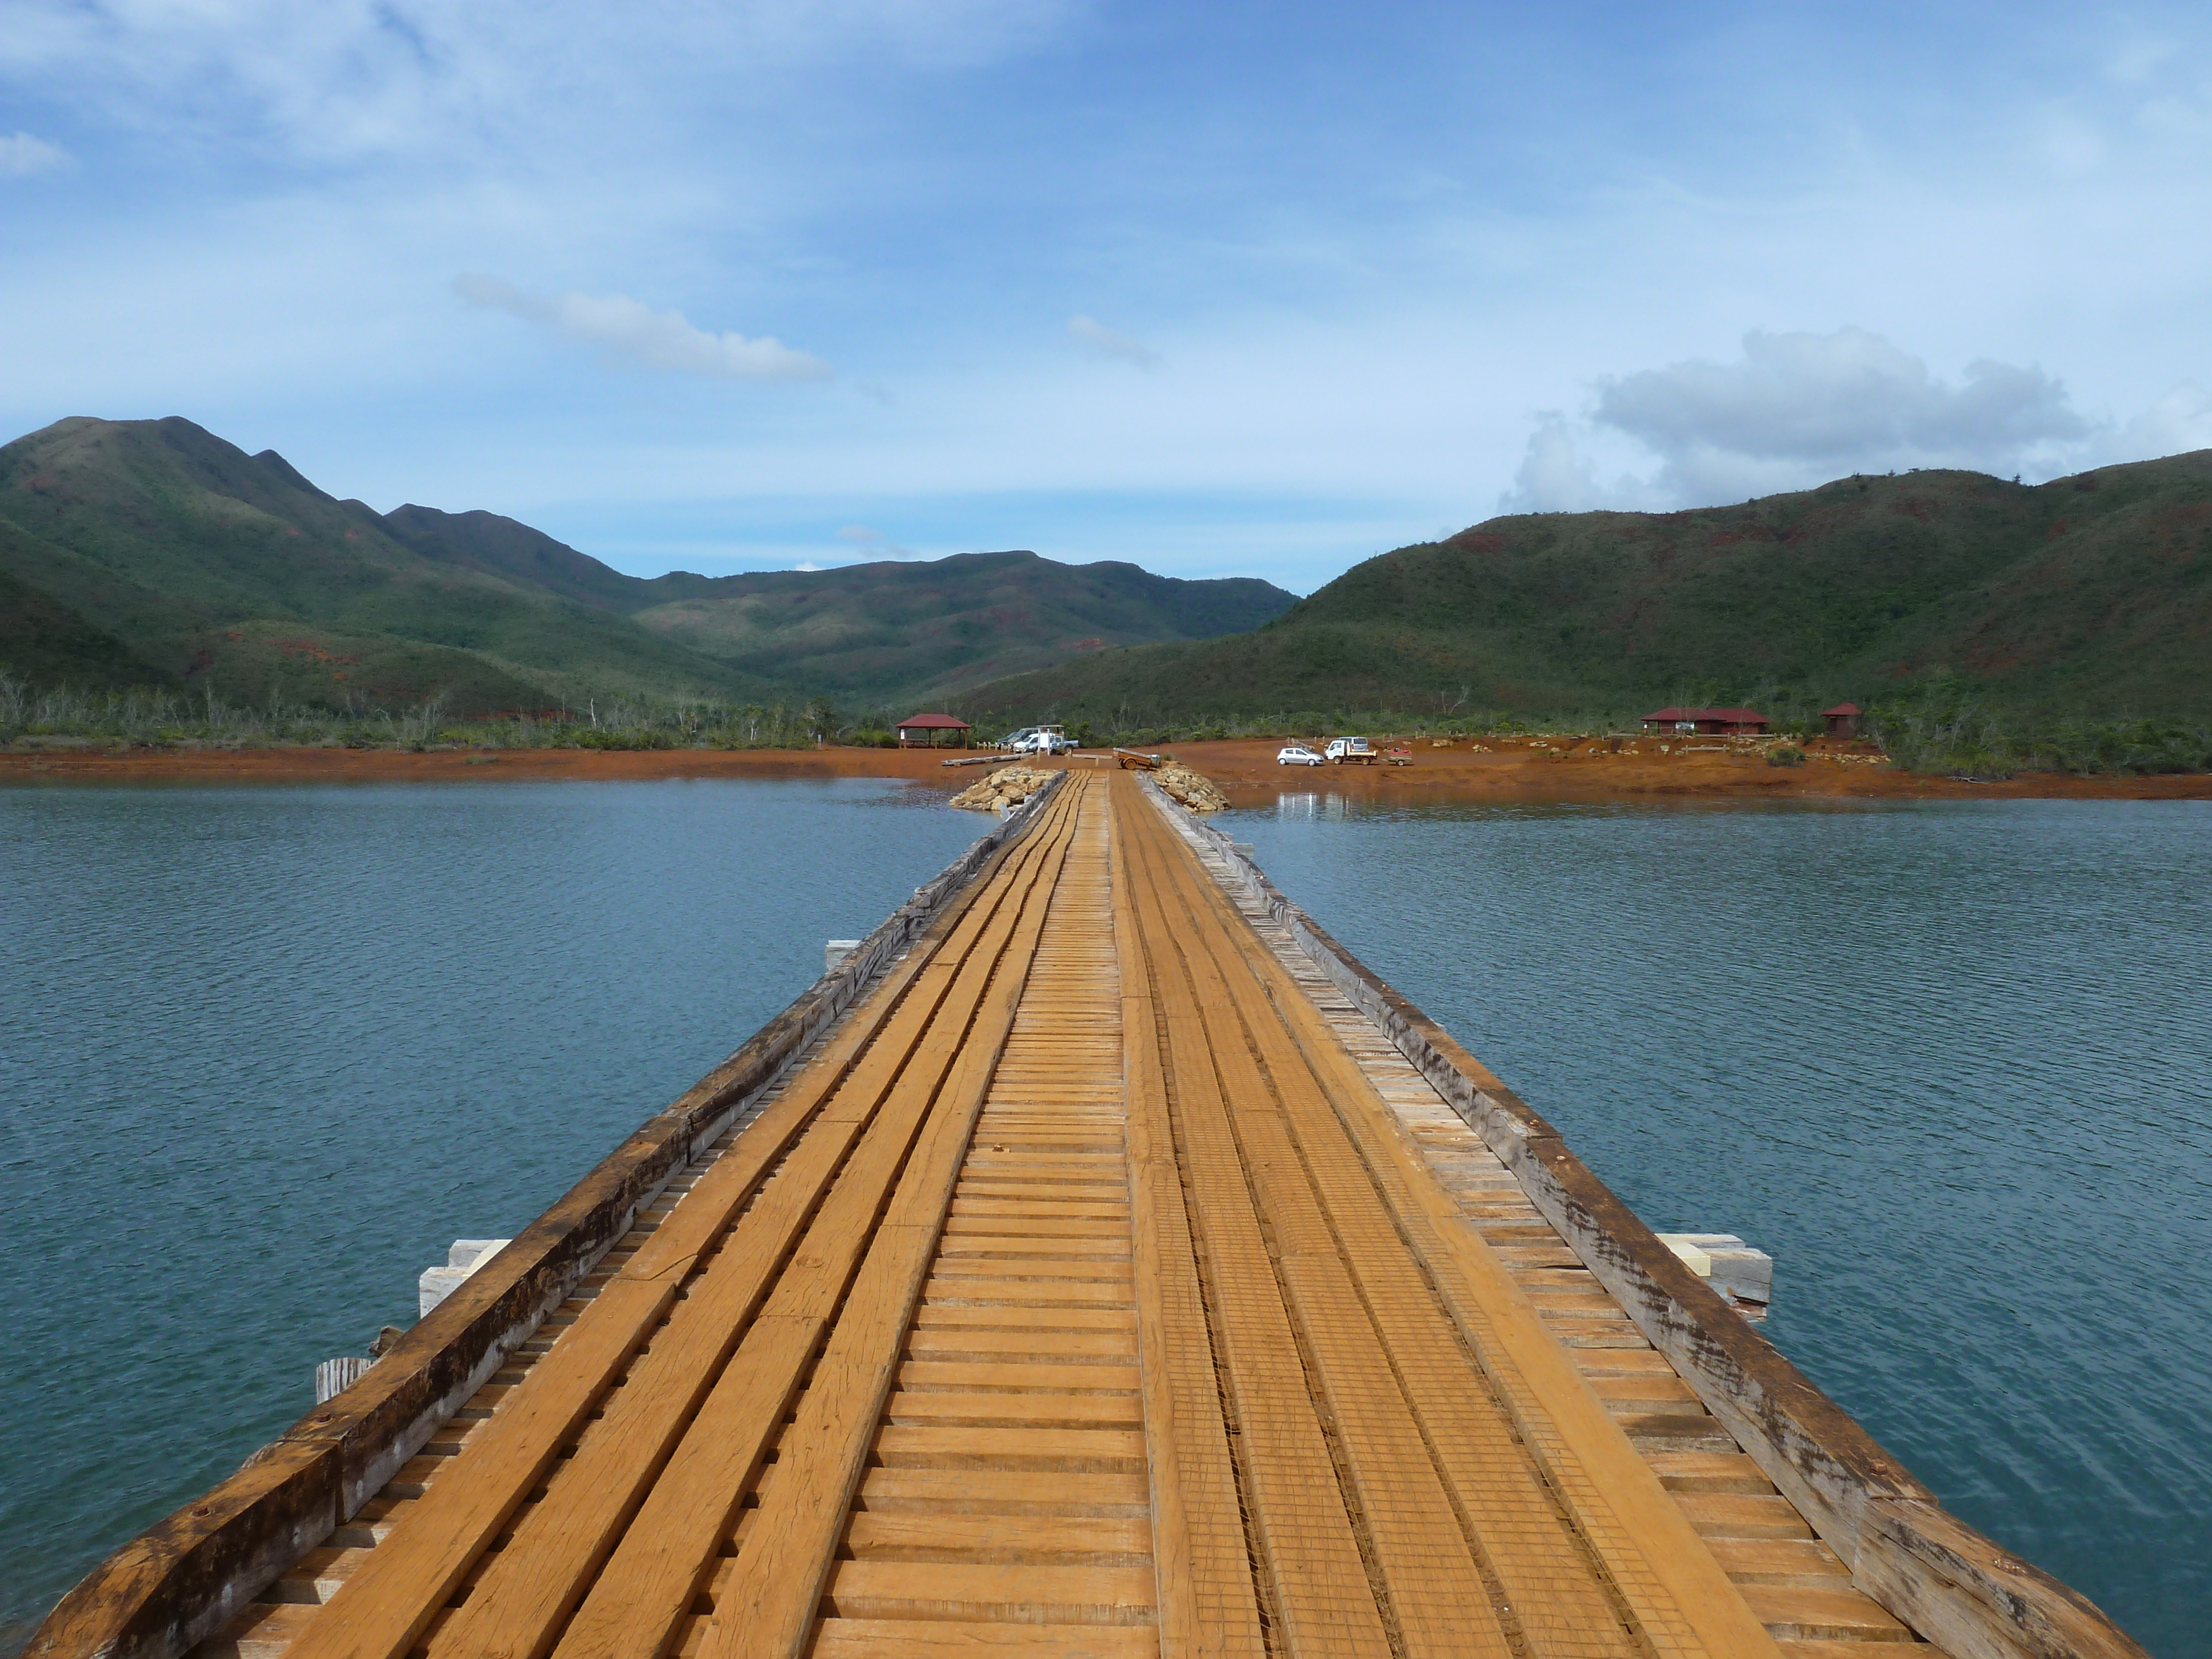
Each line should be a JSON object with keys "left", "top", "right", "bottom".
{"left": 194, "top": 770, "right": 1959, "bottom": 1659}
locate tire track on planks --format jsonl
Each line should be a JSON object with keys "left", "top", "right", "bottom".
{"left": 287, "top": 779, "right": 1085, "bottom": 1659}
{"left": 1109, "top": 801, "right": 1269, "bottom": 1659}
{"left": 1125, "top": 776, "right": 1781, "bottom": 1659}
{"left": 688, "top": 774, "right": 1093, "bottom": 1659}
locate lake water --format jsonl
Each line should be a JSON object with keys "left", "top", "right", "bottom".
{"left": 4, "top": 782, "right": 2206, "bottom": 1655}
{"left": 1229, "top": 791, "right": 2211, "bottom": 1657}
{"left": 0, "top": 778, "right": 984, "bottom": 1650}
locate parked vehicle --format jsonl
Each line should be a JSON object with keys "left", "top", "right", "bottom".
{"left": 1009, "top": 724, "right": 1074, "bottom": 755}
{"left": 1324, "top": 736, "right": 1376, "bottom": 764}
{"left": 1276, "top": 744, "right": 1325, "bottom": 766}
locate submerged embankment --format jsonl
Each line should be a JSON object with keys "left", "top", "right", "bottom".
{"left": 4, "top": 737, "right": 2208, "bottom": 799}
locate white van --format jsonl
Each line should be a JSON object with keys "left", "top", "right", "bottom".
{"left": 1324, "top": 736, "right": 1375, "bottom": 764}
{"left": 1009, "top": 724, "right": 1074, "bottom": 755}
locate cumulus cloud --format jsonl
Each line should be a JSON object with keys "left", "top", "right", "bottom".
{"left": 1068, "top": 314, "right": 1160, "bottom": 368}
{"left": 1498, "top": 418, "right": 1606, "bottom": 514}
{"left": 835, "top": 524, "right": 916, "bottom": 558}
{"left": 2120, "top": 382, "right": 2212, "bottom": 459}
{"left": 1592, "top": 327, "right": 2089, "bottom": 500}
{"left": 0, "top": 131, "right": 67, "bottom": 175}
{"left": 1502, "top": 328, "right": 2112, "bottom": 510}
{"left": 0, "top": 2, "right": 1078, "bottom": 164}
{"left": 455, "top": 275, "right": 830, "bottom": 381}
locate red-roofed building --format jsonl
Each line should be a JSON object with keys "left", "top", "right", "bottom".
{"left": 1640, "top": 706, "right": 1771, "bottom": 735}
{"left": 1823, "top": 702, "right": 1862, "bottom": 739}
{"left": 895, "top": 712, "right": 972, "bottom": 749}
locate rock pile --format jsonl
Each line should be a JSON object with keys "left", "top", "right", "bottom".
{"left": 1154, "top": 762, "right": 1228, "bottom": 813}
{"left": 950, "top": 766, "right": 1056, "bottom": 812}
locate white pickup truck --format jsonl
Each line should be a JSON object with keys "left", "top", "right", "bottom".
{"left": 1005, "top": 724, "right": 1076, "bottom": 756}
{"left": 1324, "top": 735, "right": 1376, "bottom": 764}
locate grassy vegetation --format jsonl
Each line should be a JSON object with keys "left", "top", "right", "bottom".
{"left": 0, "top": 673, "right": 875, "bottom": 753}
{"left": 8, "top": 665, "right": 2204, "bottom": 780}
{"left": 1865, "top": 704, "right": 2212, "bottom": 780}
{"left": 7, "top": 416, "right": 2204, "bottom": 778}
{"left": 0, "top": 417, "right": 1293, "bottom": 718}
{"left": 951, "top": 452, "right": 2212, "bottom": 748}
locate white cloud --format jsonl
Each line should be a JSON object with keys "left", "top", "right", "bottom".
{"left": 455, "top": 275, "right": 830, "bottom": 382}
{"left": 834, "top": 524, "right": 915, "bottom": 558}
{"left": 0, "top": 2, "right": 1078, "bottom": 165}
{"left": 1573, "top": 327, "right": 2093, "bottom": 502}
{"left": 1067, "top": 314, "right": 1160, "bottom": 369}
{"left": 0, "top": 131, "right": 67, "bottom": 175}
{"left": 1498, "top": 418, "right": 1607, "bottom": 514}
{"left": 2120, "top": 382, "right": 2212, "bottom": 458}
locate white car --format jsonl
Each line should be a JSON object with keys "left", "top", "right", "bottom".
{"left": 1276, "top": 744, "right": 1325, "bottom": 766}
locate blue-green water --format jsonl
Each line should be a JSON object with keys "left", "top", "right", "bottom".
{"left": 0, "top": 778, "right": 983, "bottom": 1650}
{"left": 1228, "top": 792, "right": 2211, "bottom": 1657}
{"left": 4, "top": 785, "right": 2207, "bottom": 1653}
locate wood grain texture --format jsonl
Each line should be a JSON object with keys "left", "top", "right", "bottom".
{"left": 94, "top": 764, "right": 2151, "bottom": 1659}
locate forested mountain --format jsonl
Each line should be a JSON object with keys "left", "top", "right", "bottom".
{"left": 949, "top": 455, "right": 2212, "bottom": 727}
{"left": 0, "top": 418, "right": 1296, "bottom": 715}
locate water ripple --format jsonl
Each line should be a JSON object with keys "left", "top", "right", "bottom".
{"left": 1231, "top": 795, "right": 2212, "bottom": 1659}
{"left": 0, "top": 778, "right": 981, "bottom": 1646}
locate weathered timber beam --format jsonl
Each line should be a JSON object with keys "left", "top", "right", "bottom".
{"left": 1152, "top": 791, "right": 2148, "bottom": 1659}
{"left": 29, "top": 776, "right": 1068, "bottom": 1659}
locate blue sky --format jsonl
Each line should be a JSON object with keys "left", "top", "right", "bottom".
{"left": 4, "top": 2, "right": 2210, "bottom": 590}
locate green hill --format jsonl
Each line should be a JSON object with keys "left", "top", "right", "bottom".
{"left": 0, "top": 418, "right": 1295, "bottom": 717}
{"left": 948, "top": 456, "right": 2212, "bottom": 729}
{"left": 622, "top": 551, "right": 1295, "bottom": 708}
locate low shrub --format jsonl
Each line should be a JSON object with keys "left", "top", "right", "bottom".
{"left": 1766, "top": 744, "right": 1806, "bottom": 767}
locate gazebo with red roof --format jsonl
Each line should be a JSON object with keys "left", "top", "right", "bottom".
{"left": 896, "top": 712, "right": 972, "bottom": 749}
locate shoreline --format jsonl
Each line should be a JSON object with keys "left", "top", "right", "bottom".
{"left": 3, "top": 737, "right": 2208, "bottom": 800}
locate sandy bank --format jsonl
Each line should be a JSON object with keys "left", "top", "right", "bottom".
{"left": 1168, "top": 737, "right": 2212, "bottom": 804}
{"left": 2, "top": 737, "right": 2205, "bottom": 801}
{"left": 0, "top": 744, "right": 1000, "bottom": 787}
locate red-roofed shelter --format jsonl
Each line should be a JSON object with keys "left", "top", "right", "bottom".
{"left": 1823, "top": 702, "right": 1862, "bottom": 739}
{"left": 1640, "top": 706, "right": 1770, "bottom": 735}
{"left": 896, "top": 712, "right": 972, "bottom": 749}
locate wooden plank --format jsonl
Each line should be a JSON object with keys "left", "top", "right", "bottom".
{"left": 1114, "top": 790, "right": 1393, "bottom": 1659}
{"left": 1129, "top": 813, "right": 1514, "bottom": 1657}
{"left": 811, "top": 1620, "right": 1158, "bottom": 1659}
{"left": 822, "top": 1562, "right": 1157, "bottom": 1625}
{"left": 427, "top": 789, "right": 1097, "bottom": 1659}
{"left": 691, "top": 782, "right": 1091, "bottom": 1659}
{"left": 906, "top": 1328, "right": 1138, "bottom": 1363}
{"left": 896, "top": 1360, "right": 1141, "bottom": 1394}
{"left": 1128, "top": 788, "right": 1783, "bottom": 1659}
{"left": 284, "top": 788, "right": 1088, "bottom": 1659}
{"left": 1739, "top": 1586, "right": 1913, "bottom": 1642}
{"left": 845, "top": 1514, "right": 1153, "bottom": 1565}
{"left": 566, "top": 783, "right": 1093, "bottom": 1659}
{"left": 882, "top": 1392, "right": 1144, "bottom": 1430}
{"left": 857, "top": 1468, "right": 1150, "bottom": 1517}
{"left": 1705, "top": 1538, "right": 1852, "bottom": 1587}
{"left": 38, "top": 784, "right": 1081, "bottom": 1659}
{"left": 1105, "top": 812, "right": 1265, "bottom": 1659}
{"left": 1196, "top": 804, "right": 2153, "bottom": 1659}
{"left": 873, "top": 1426, "right": 1147, "bottom": 1474}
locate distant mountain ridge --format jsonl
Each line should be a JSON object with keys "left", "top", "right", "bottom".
{"left": 0, "top": 417, "right": 1297, "bottom": 714}
{"left": 950, "top": 454, "right": 2212, "bottom": 726}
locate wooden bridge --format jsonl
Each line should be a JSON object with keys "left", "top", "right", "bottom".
{"left": 34, "top": 770, "right": 2143, "bottom": 1659}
